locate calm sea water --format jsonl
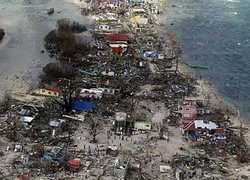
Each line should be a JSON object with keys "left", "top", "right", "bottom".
{"left": 161, "top": 0, "right": 250, "bottom": 120}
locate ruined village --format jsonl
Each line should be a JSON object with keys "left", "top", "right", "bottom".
{"left": 0, "top": 0, "right": 249, "bottom": 179}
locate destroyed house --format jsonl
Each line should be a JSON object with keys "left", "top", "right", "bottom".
{"left": 130, "top": 0, "right": 149, "bottom": 5}
{"left": 140, "top": 50, "right": 158, "bottom": 58}
{"left": 31, "top": 84, "right": 60, "bottom": 97}
{"left": 158, "top": 53, "right": 165, "bottom": 60}
{"left": 98, "top": 24, "right": 110, "bottom": 31}
{"left": 17, "top": 104, "right": 40, "bottom": 116}
{"left": 101, "top": 65, "right": 116, "bottom": 76}
{"left": 114, "top": 112, "right": 127, "bottom": 133}
{"left": 180, "top": 99, "right": 197, "bottom": 124}
{"left": 106, "top": 145, "right": 119, "bottom": 156}
{"left": 134, "top": 121, "right": 152, "bottom": 131}
{"left": 18, "top": 105, "right": 39, "bottom": 126}
{"left": 196, "top": 100, "right": 208, "bottom": 115}
{"left": 106, "top": 2, "right": 120, "bottom": 8}
{"left": 19, "top": 116, "right": 35, "bottom": 126}
{"left": 94, "top": 22, "right": 123, "bottom": 33}
{"left": 183, "top": 120, "right": 219, "bottom": 136}
{"left": 113, "top": 158, "right": 130, "bottom": 180}
{"left": 67, "top": 158, "right": 82, "bottom": 172}
{"left": 130, "top": 8, "right": 149, "bottom": 28}
{"left": 91, "top": 87, "right": 119, "bottom": 95}
{"left": 17, "top": 172, "right": 34, "bottom": 179}
{"left": 49, "top": 120, "right": 61, "bottom": 128}
{"left": 49, "top": 119, "right": 66, "bottom": 129}
{"left": 79, "top": 88, "right": 103, "bottom": 99}
{"left": 95, "top": 12, "right": 118, "bottom": 22}
{"left": 42, "top": 147, "right": 68, "bottom": 162}
{"left": 107, "top": 33, "right": 130, "bottom": 41}
{"left": 107, "top": 33, "right": 129, "bottom": 53}
{"left": 100, "top": 1, "right": 120, "bottom": 9}
{"left": 32, "top": 88, "right": 59, "bottom": 97}
{"left": 171, "top": 84, "right": 188, "bottom": 94}
{"left": 109, "top": 42, "right": 128, "bottom": 53}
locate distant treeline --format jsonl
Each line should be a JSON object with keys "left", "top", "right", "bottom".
{"left": 0, "top": 28, "right": 5, "bottom": 40}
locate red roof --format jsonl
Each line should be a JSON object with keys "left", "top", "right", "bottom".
{"left": 107, "top": 33, "right": 129, "bottom": 41}
{"left": 68, "top": 159, "right": 81, "bottom": 167}
{"left": 17, "top": 172, "right": 34, "bottom": 179}
{"left": 183, "top": 121, "right": 195, "bottom": 131}
{"left": 43, "top": 84, "right": 60, "bottom": 92}
{"left": 213, "top": 128, "right": 224, "bottom": 133}
{"left": 111, "top": 47, "right": 124, "bottom": 53}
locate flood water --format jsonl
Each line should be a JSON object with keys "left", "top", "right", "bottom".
{"left": 0, "top": 0, "right": 89, "bottom": 96}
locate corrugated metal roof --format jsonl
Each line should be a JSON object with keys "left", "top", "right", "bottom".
{"left": 20, "top": 116, "right": 35, "bottom": 123}
{"left": 194, "top": 120, "right": 218, "bottom": 130}
{"left": 49, "top": 120, "right": 60, "bottom": 127}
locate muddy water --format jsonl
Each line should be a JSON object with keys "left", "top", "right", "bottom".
{"left": 0, "top": 0, "right": 89, "bottom": 97}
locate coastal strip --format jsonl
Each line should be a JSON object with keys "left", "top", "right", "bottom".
{"left": 72, "top": 0, "right": 249, "bottom": 128}
{"left": 0, "top": 0, "right": 249, "bottom": 179}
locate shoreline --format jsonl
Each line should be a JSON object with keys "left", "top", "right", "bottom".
{"left": 178, "top": 60, "right": 247, "bottom": 126}
{"left": 70, "top": 0, "right": 250, "bottom": 151}
{"left": 71, "top": 0, "right": 249, "bottom": 129}
{"left": 68, "top": 1, "right": 250, "bottom": 176}
{"left": 0, "top": 0, "right": 248, "bottom": 178}
{"left": 158, "top": 2, "right": 250, "bottom": 128}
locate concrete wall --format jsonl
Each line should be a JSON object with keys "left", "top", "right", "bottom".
{"left": 34, "top": 89, "right": 59, "bottom": 97}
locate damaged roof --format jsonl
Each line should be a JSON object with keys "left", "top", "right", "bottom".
{"left": 107, "top": 33, "right": 130, "bottom": 41}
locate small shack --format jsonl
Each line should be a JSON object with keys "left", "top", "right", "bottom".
{"left": 134, "top": 121, "right": 152, "bottom": 131}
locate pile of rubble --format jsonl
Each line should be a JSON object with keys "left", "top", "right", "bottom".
{"left": 0, "top": 0, "right": 249, "bottom": 179}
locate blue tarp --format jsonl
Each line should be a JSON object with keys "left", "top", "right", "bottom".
{"left": 72, "top": 100, "right": 96, "bottom": 112}
{"left": 188, "top": 130, "right": 196, "bottom": 136}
